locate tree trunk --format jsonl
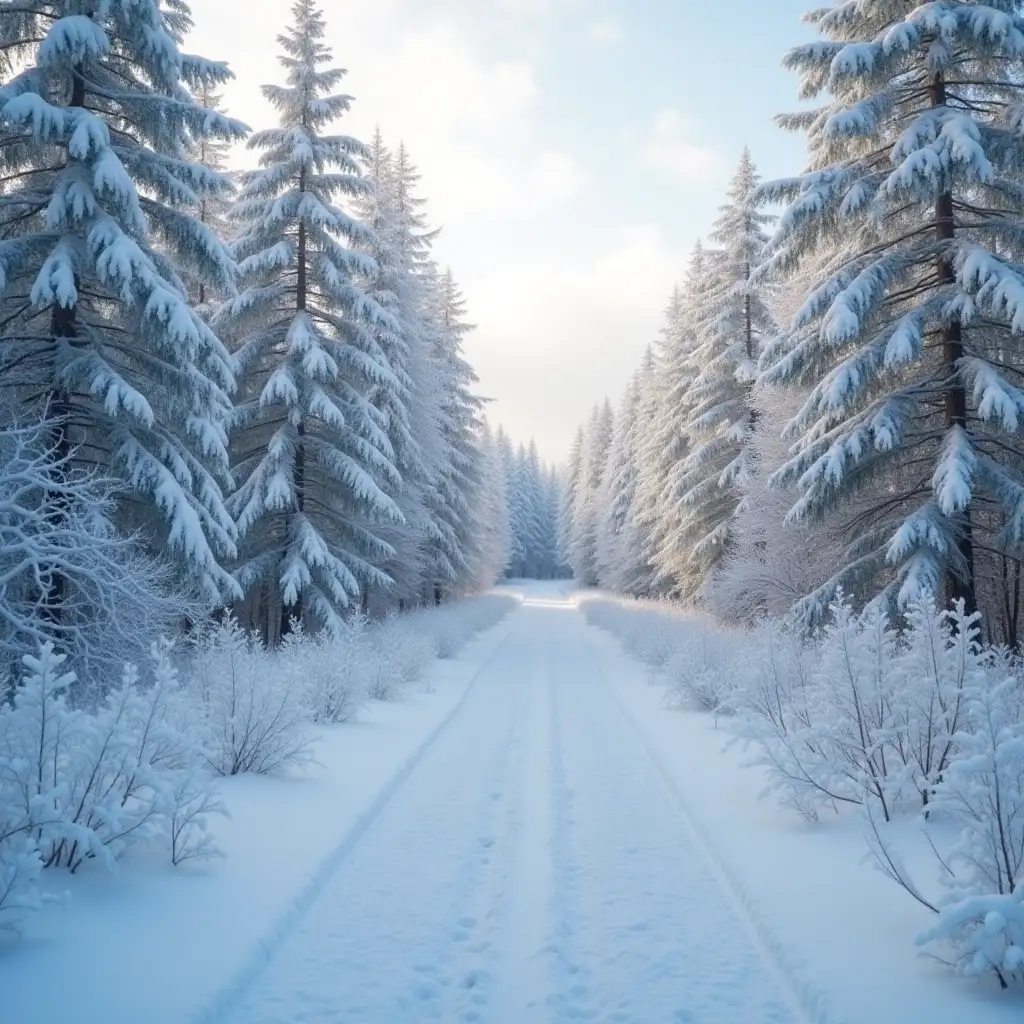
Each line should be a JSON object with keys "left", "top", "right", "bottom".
{"left": 930, "top": 71, "right": 977, "bottom": 616}
{"left": 42, "top": 66, "right": 88, "bottom": 625}
{"left": 287, "top": 186, "right": 308, "bottom": 634}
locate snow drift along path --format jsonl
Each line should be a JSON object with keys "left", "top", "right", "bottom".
{"left": 197, "top": 585, "right": 807, "bottom": 1024}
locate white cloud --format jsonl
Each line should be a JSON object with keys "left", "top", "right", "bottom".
{"left": 184, "top": 0, "right": 653, "bottom": 460}
{"left": 641, "top": 107, "right": 721, "bottom": 181}
{"left": 587, "top": 17, "right": 623, "bottom": 45}
{"left": 464, "top": 226, "right": 685, "bottom": 459}
{"left": 194, "top": 8, "right": 579, "bottom": 227}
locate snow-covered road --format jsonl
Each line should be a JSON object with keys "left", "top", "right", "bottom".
{"left": 197, "top": 587, "right": 807, "bottom": 1024}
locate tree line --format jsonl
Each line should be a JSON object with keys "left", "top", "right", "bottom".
{"left": 564, "top": 3, "right": 1024, "bottom": 647}
{"left": 0, "top": 0, "right": 535, "bottom": 681}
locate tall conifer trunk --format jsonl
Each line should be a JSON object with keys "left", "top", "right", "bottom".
{"left": 282, "top": 172, "right": 309, "bottom": 638}
{"left": 930, "top": 70, "right": 977, "bottom": 615}
{"left": 42, "top": 64, "right": 87, "bottom": 623}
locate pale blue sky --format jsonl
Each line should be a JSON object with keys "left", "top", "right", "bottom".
{"left": 188, "top": 0, "right": 816, "bottom": 459}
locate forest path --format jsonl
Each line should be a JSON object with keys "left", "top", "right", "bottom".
{"left": 197, "top": 583, "right": 807, "bottom": 1024}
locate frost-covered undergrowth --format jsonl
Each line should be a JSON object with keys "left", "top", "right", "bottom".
{"left": 579, "top": 592, "right": 1024, "bottom": 990}
{"left": 0, "top": 593, "right": 516, "bottom": 933}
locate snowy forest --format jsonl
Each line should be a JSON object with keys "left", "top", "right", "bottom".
{"left": 0, "top": 0, "right": 567, "bottom": 682}
{"left": 5, "top": 0, "right": 1024, "bottom": 1018}
{"left": 0, "top": 0, "right": 563, "bottom": 930}
{"left": 566, "top": 127, "right": 1024, "bottom": 645}
{"left": 562, "top": 1, "right": 1024, "bottom": 995}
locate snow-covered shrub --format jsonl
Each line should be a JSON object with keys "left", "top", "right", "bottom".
{"left": 886, "top": 600, "right": 975, "bottom": 809}
{"left": 866, "top": 654, "right": 1024, "bottom": 989}
{"left": 580, "top": 595, "right": 744, "bottom": 711}
{"left": 808, "top": 601, "right": 905, "bottom": 819}
{"left": 0, "top": 641, "right": 224, "bottom": 928}
{"left": 661, "top": 619, "right": 746, "bottom": 714}
{"left": 580, "top": 597, "right": 677, "bottom": 667}
{"left": 583, "top": 593, "right": 979, "bottom": 824}
{"left": 427, "top": 616, "right": 464, "bottom": 660}
{"left": 364, "top": 594, "right": 517, "bottom": 700}
{"left": 913, "top": 667, "right": 1024, "bottom": 988}
{"left": 733, "top": 598, "right": 978, "bottom": 822}
{"left": 189, "top": 618, "right": 316, "bottom": 777}
{"left": 293, "top": 616, "right": 369, "bottom": 725}
{"left": 727, "top": 619, "right": 832, "bottom": 821}
{"left": 411, "top": 593, "right": 517, "bottom": 660}
{"left": 0, "top": 418, "right": 198, "bottom": 697}
{"left": 364, "top": 618, "right": 437, "bottom": 701}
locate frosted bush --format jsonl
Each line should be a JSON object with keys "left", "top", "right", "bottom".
{"left": 429, "top": 617, "right": 463, "bottom": 660}
{"left": 726, "top": 598, "right": 980, "bottom": 822}
{"left": 415, "top": 593, "right": 517, "bottom": 660}
{"left": 365, "top": 594, "right": 516, "bottom": 700}
{"left": 0, "top": 640, "right": 224, "bottom": 928}
{"left": 189, "top": 618, "right": 316, "bottom": 776}
{"left": 290, "top": 617, "right": 368, "bottom": 725}
{"left": 0, "top": 417, "right": 199, "bottom": 698}
{"left": 903, "top": 668, "right": 1024, "bottom": 989}
{"left": 365, "top": 618, "right": 435, "bottom": 701}
{"left": 580, "top": 596, "right": 742, "bottom": 710}
{"left": 663, "top": 621, "right": 744, "bottom": 714}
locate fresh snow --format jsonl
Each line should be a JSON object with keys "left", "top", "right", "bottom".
{"left": 0, "top": 618, "right": 511, "bottom": 1023}
{"left": 3, "top": 583, "right": 1023, "bottom": 1021}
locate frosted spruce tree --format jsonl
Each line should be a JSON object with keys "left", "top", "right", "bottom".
{"left": 639, "top": 263, "right": 711, "bottom": 598}
{"left": 188, "top": 84, "right": 235, "bottom": 320}
{"left": 631, "top": 295, "right": 686, "bottom": 597}
{"left": 596, "top": 367, "right": 646, "bottom": 591}
{"left": 355, "top": 134, "right": 441, "bottom": 610}
{"left": 504, "top": 440, "right": 561, "bottom": 580}
{"left": 0, "top": 0, "right": 248, "bottom": 603}
{"left": 760, "top": 0, "right": 1024, "bottom": 623}
{"left": 216, "top": 0, "right": 402, "bottom": 640}
{"left": 676, "top": 152, "right": 774, "bottom": 585}
{"left": 421, "top": 266, "right": 484, "bottom": 600}
{"left": 542, "top": 463, "right": 568, "bottom": 577}
{"left": 558, "top": 425, "right": 585, "bottom": 573}
{"left": 526, "top": 441, "right": 557, "bottom": 577}
{"left": 471, "top": 420, "right": 511, "bottom": 588}
{"left": 507, "top": 443, "right": 541, "bottom": 578}
{"left": 568, "top": 400, "right": 614, "bottom": 586}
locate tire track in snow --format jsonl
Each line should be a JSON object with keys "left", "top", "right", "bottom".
{"left": 545, "top": 638, "right": 599, "bottom": 1022}
{"left": 436, "top": 636, "right": 558, "bottom": 1024}
{"left": 414, "top": 673, "right": 529, "bottom": 1024}
{"left": 579, "top": 621, "right": 839, "bottom": 1024}
{"left": 191, "top": 621, "right": 519, "bottom": 1024}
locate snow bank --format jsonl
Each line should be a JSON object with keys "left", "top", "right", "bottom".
{"left": 0, "top": 592, "right": 517, "bottom": 944}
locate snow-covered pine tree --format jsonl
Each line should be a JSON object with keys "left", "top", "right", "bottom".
{"left": 506, "top": 443, "right": 534, "bottom": 578}
{"left": 542, "top": 462, "right": 567, "bottom": 578}
{"left": 597, "top": 363, "right": 649, "bottom": 592}
{"left": 524, "top": 441, "right": 556, "bottom": 577}
{"left": 470, "top": 420, "right": 510, "bottom": 588}
{"left": 499, "top": 427, "right": 527, "bottom": 579}
{"left": 760, "top": 0, "right": 1024, "bottom": 625}
{"left": 354, "top": 133, "right": 442, "bottom": 611}
{"left": 675, "top": 152, "right": 774, "bottom": 588}
{"left": 0, "top": 0, "right": 248, "bottom": 603}
{"left": 558, "top": 424, "right": 585, "bottom": 574}
{"left": 216, "top": 0, "right": 402, "bottom": 641}
{"left": 631, "top": 297, "right": 685, "bottom": 597}
{"left": 497, "top": 437, "right": 561, "bottom": 580}
{"left": 420, "top": 266, "right": 484, "bottom": 600}
{"left": 568, "top": 400, "right": 614, "bottom": 586}
{"left": 189, "top": 84, "right": 235, "bottom": 320}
